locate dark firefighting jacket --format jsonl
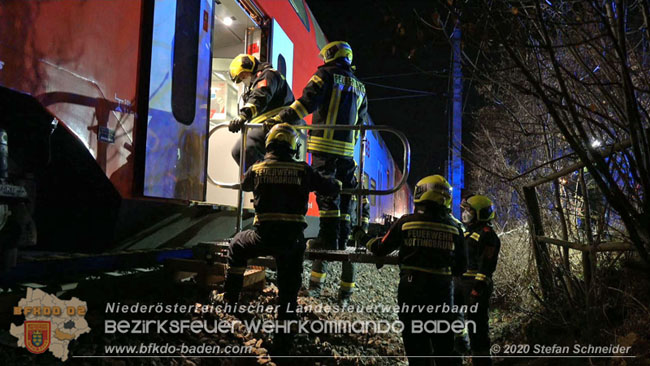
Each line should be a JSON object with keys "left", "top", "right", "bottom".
{"left": 277, "top": 61, "right": 369, "bottom": 158}
{"left": 240, "top": 63, "right": 294, "bottom": 122}
{"left": 367, "top": 203, "right": 467, "bottom": 276}
{"left": 463, "top": 222, "right": 501, "bottom": 289}
{"left": 241, "top": 152, "right": 340, "bottom": 227}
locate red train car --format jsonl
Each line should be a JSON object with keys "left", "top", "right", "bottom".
{"left": 0, "top": 0, "right": 410, "bottom": 252}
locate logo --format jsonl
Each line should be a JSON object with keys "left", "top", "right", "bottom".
{"left": 10, "top": 288, "right": 91, "bottom": 361}
{"left": 25, "top": 321, "right": 51, "bottom": 354}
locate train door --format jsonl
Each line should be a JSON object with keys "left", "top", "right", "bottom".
{"left": 142, "top": 0, "right": 214, "bottom": 201}
{"left": 206, "top": 1, "right": 297, "bottom": 208}
{"left": 206, "top": 0, "right": 263, "bottom": 208}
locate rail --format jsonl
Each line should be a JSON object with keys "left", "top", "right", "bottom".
{"left": 207, "top": 122, "right": 411, "bottom": 233}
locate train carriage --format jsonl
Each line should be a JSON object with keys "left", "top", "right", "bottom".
{"left": 0, "top": 0, "right": 411, "bottom": 254}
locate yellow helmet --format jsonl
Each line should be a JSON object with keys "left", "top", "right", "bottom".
{"left": 462, "top": 195, "right": 495, "bottom": 221}
{"left": 413, "top": 175, "right": 452, "bottom": 208}
{"left": 229, "top": 54, "right": 257, "bottom": 83}
{"left": 265, "top": 123, "right": 299, "bottom": 151}
{"left": 319, "top": 41, "right": 353, "bottom": 64}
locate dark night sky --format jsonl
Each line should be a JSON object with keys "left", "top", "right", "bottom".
{"left": 305, "top": 0, "right": 452, "bottom": 188}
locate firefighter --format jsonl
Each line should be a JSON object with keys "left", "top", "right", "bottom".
{"left": 458, "top": 195, "right": 500, "bottom": 366}
{"left": 271, "top": 41, "right": 369, "bottom": 302}
{"left": 220, "top": 124, "right": 341, "bottom": 323}
{"left": 227, "top": 54, "right": 294, "bottom": 169}
{"left": 357, "top": 175, "right": 466, "bottom": 366}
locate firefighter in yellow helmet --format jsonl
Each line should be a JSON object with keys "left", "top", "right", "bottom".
{"left": 221, "top": 124, "right": 341, "bottom": 337}
{"left": 457, "top": 194, "right": 500, "bottom": 365}
{"left": 270, "top": 41, "right": 369, "bottom": 303}
{"left": 355, "top": 175, "right": 466, "bottom": 365}
{"left": 227, "top": 54, "right": 295, "bottom": 169}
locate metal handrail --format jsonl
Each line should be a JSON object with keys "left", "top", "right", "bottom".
{"left": 207, "top": 122, "right": 245, "bottom": 189}
{"left": 207, "top": 122, "right": 411, "bottom": 232}
{"left": 208, "top": 124, "right": 411, "bottom": 193}
{"left": 291, "top": 124, "right": 411, "bottom": 196}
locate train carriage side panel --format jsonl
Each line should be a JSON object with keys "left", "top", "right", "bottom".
{"left": 0, "top": 0, "right": 144, "bottom": 198}
{"left": 0, "top": 0, "right": 219, "bottom": 251}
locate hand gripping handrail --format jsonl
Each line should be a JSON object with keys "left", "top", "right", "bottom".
{"left": 207, "top": 122, "right": 411, "bottom": 233}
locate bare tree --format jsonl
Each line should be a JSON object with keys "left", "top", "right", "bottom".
{"left": 444, "top": 0, "right": 649, "bottom": 264}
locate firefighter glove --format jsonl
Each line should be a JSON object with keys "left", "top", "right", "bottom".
{"left": 228, "top": 115, "right": 247, "bottom": 133}
{"left": 263, "top": 116, "right": 283, "bottom": 134}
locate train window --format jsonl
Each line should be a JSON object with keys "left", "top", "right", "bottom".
{"left": 171, "top": 0, "right": 201, "bottom": 125}
{"left": 288, "top": 0, "right": 310, "bottom": 31}
{"left": 370, "top": 178, "right": 376, "bottom": 206}
{"left": 308, "top": 7, "right": 328, "bottom": 49}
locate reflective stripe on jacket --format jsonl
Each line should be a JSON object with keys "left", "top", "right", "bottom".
{"left": 278, "top": 61, "right": 368, "bottom": 157}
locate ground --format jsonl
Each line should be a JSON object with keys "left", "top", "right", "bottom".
{"left": 1, "top": 260, "right": 648, "bottom": 366}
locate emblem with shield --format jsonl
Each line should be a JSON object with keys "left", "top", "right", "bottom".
{"left": 25, "top": 321, "right": 51, "bottom": 354}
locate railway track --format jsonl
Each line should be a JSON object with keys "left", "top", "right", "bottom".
{"left": 1, "top": 241, "right": 398, "bottom": 288}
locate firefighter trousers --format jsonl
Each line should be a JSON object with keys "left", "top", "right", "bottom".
{"left": 457, "top": 277, "right": 494, "bottom": 366}
{"left": 397, "top": 270, "right": 460, "bottom": 366}
{"left": 309, "top": 153, "right": 356, "bottom": 298}
{"left": 339, "top": 176, "right": 369, "bottom": 249}
{"left": 311, "top": 152, "right": 356, "bottom": 244}
{"left": 225, "top": 225, "right": 305, "bottom": 319}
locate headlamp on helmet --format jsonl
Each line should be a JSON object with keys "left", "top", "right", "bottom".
{"left": 413, "top": 175, "right": 452, "bottom": 208}
{"left": 319, "top": 41, "right": 353, "bottom": 65}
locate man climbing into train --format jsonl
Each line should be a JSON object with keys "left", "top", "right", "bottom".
{"left": 217, "top": 123, "right": 340, "bottom": 348}
{"left": 354, "top": 175, "right": 467, "bottom": 365}
{"left": 457, "top": 195, "right": 501, "bottom": 366}
{"left": 269, "top": 41, "right": 369, "bottom": 304}
{"left": 227, "top": 54, "right": 295, "bottom": 169}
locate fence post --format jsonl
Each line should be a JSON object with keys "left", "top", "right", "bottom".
{"left": 522, "top": 185, "right": 554, "bottom": 299}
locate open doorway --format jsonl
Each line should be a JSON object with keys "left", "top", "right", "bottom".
{"left": 206, "top": 0, "right": 262, "bottom": 207}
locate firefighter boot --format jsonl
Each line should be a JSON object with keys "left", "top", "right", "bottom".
{"left": 338, "top": 261, "right": 356, "bottom": 306}
{"left": 214, "top": 266, "right": 246, "bottom": 309}
{"left": 308, "top": 258, "right": 327, "bottom": 297}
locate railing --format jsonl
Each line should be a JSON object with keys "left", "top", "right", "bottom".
{"left": 207, "top": 122, "right": 411, "bottom": 233}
